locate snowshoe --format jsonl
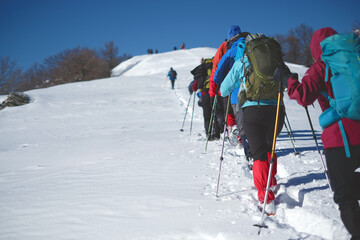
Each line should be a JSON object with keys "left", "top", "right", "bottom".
{"left": 228, "top": 127, "right": 240, "bottom": 147}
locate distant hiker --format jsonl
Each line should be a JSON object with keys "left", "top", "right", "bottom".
{"left": 191, "top": 58, "right": 214, "bottom": 137}
{"left": 181, "top": 43, "right": 185, "bottom": 50}
{"left": 167, "top": 67, "right": 177, "bottom": 89}
{"left": 173, "top": 46, "right": 177, "bottom": 51}
{"left": 274, "top": 27, "right": 360, "bottom": 239}
{"left": 155, "top": 49, "right": 158, "bottom": 54}
{"left": 222, "top": 33, "right": 286, "bottom": 212}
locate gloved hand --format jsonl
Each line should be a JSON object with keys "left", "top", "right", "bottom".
{"left": 273, "top": 62, "right": 296, "bottom": 88}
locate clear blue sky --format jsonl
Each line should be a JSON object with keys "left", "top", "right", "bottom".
{"left": 1, "top": 0, "right": 359, "bottom": 70}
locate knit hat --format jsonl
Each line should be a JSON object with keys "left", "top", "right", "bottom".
{"left": 228, "top": 25, "right": 241, "bottom": 39}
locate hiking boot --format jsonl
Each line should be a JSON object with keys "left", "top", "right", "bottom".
{"left": 265, "top": 201, "right": 276, "bottom": 216}
{"left": 228, "top": 126, "right": 240, "bottom": 146}
{"left": 246, "top": 154, "right": 254, "bottom": 170}
{"left": 209, "top": 132, "right": 220, "bottom": 141}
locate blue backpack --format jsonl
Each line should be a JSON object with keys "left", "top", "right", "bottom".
{"left": 319, "top": 33, "right": 360, "bottom": 157}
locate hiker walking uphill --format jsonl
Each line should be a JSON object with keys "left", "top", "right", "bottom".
{"left": 211, "top": 25, "right": 242, "bottom": 133}
{"left": 190, "top": 58, "right": 214, "bottom": 138}
{"left": 214, "top": 30, "right": 251, "bottom": 147}
{"left": 207, "top": 25, "right": 242, "bottom": 141}
{"left": 274, "top": 27, "right": 360, "bottom": 239}
{"left": 216, "top": 32, "right": 251, "bottom": 157}
{"left": 221, "top": 33, "right": 286, "bottom": 213}
{"left": 167, "top": 67, "right": 177, "bottom": 89}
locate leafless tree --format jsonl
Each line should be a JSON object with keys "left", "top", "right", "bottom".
{"left": 44, "top": 46, "right": 105, "bottom": 84}
{"left": 292, "top": 24, "right": 313, "bottom": 66}
{"left": 275, "top": 24, "right": 314, "bottom": 67}
{"left": 20, "top": 63, "right": 50, "bottom": 90}
{"left": 0, "top": 56, "right": 23, "bottom": 95}
{"left": 101, "top": 41, "right": 121, "bottom": 77}
{"left": 285, "top": 33, "right": 302, "bottom": 64}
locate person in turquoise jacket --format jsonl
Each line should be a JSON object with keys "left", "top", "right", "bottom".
{"left": 220, "top": 35, "right": 285, "bottom": 210}
{"left": 220, "top": 54, "right": 251, "bottom": 162}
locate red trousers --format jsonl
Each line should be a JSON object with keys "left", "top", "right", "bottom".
{"left": 253, "top": 152, "right": 277, "bottom": 203}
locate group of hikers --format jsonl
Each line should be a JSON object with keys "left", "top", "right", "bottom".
{"left": 172, "top": 25, "right": 360, "bottom": 239}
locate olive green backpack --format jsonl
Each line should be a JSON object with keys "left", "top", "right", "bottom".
{"left": 243, "top": 34, "right": 284, "bottom": 103}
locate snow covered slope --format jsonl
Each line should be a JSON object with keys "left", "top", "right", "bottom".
{"left": 0, "top": 48, "right": 350, "bottom": 240}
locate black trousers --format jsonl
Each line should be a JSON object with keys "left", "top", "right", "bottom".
{"left": 325, "top": 146, "right": 360, "bottom": 239}
{"left": 170, "top": 80, "right": 175, "bottom": 89}
{"left": 209, "top": 95, "right": 225, "bottom": 135}
{"left": 201, "top": 92, "right": 211, "bottom": 135}
{"left": 243, "top": 105, "right": 284, "bottom": 161}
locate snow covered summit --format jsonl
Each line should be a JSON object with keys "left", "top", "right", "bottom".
{"left": 0, "top": 48, "right": 349, "bottom": 240}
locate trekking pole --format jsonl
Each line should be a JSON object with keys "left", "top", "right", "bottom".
{"left": 180, "top": 93, "right": 193, "bottom": 132}
{"left": 204, "top": 94, "right": 218, "bottom": 153}
{"left": 190, "top": 90, "right": 197, "bottom": 134}
{"left": 304, "top": 106, "right": 332, "bottom": 191}
{"left": 284, "top": 111, "right": 296, "bottom": 141}
{"left": 284, "top": 121, "right": 300, "bottom": 155}
{"left": 282, "top": 100, "right": 296, "bottom": 142}
{"left": 254, "top": 80, "right": 282, "bottom": 234}
{"left": 216, "top": 96, "right": 231, "bottom": 197}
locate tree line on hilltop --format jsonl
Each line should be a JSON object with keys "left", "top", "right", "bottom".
{"left": 1, "top": 23, "right": 359, "bottom": 95}
{"left": 0, "top": 41, "right": 131, "bottom": 95}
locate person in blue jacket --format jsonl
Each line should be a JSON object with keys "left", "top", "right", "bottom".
{"left": 214, "top": 31, "right": 250, "bottom": 149}
{"left": 167, "top": 67, "right": 177, "bottom": 89}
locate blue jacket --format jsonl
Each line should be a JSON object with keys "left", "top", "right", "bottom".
{"left": 220, "top": 56, "right": 278, "bottom": 108}
{"left": 167, "top": 70, "right": 177, "bottom": 80}
{"left": 214, "top": 37, "right": 246, "bottom": 104}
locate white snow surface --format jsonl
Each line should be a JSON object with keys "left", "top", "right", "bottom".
{"left": 0, "top": 48, "right": 351, "bottom": 240}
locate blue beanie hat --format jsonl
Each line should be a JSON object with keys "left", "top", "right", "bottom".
{"left": 228, "top": 25, "right": 241, "bottom": 39}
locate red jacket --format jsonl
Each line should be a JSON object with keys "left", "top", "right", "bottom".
{"left": 209, "top": 41, "right": 227, "bottom": 97}
{"left": 287, "top": 27, "right": 360, "bottom": 149}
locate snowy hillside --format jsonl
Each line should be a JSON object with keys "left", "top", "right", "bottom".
{"left": 0, "top": 48, "right": 350, "bottom": 240}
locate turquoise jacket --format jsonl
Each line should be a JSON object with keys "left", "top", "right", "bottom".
{"left": 220, "top": 56, "right": 278, "bottom": 108}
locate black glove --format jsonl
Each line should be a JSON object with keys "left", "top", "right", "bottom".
{"left": 273, "top": 62, "right": 297, "bottom": 88}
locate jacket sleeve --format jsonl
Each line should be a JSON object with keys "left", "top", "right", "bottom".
{"left": 192, "top": 79, "right": 198, "bottom": 92}
{"left": 220, "top": 59, "right": 246, "bottom": 97}
{"left": 213, "top": 51, "right": 231, "bottom": 86}
{"left": 209, "top": 41, "right": 228, "bottom": 97}
{"left": 287, "top": 61, "right": 330, "bottom": 111}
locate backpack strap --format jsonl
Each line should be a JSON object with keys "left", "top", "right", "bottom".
{"left": 321, "top": 64, "right": 331, "bottom": 100}
{"left": 236, "top": 82, "right": 245, "bottom": 112}
{"left": 338, "top": 120, "right": 351, "bottom": 158}
{"left": 322, "top": 63, "right": 351, "bottom": 158}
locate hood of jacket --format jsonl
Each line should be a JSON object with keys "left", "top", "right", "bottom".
{"left": 228, "top": 25, "right": 241, "bottom": 39}
{"left": 310, "top": 27, "right": 337, "bottom": 61}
